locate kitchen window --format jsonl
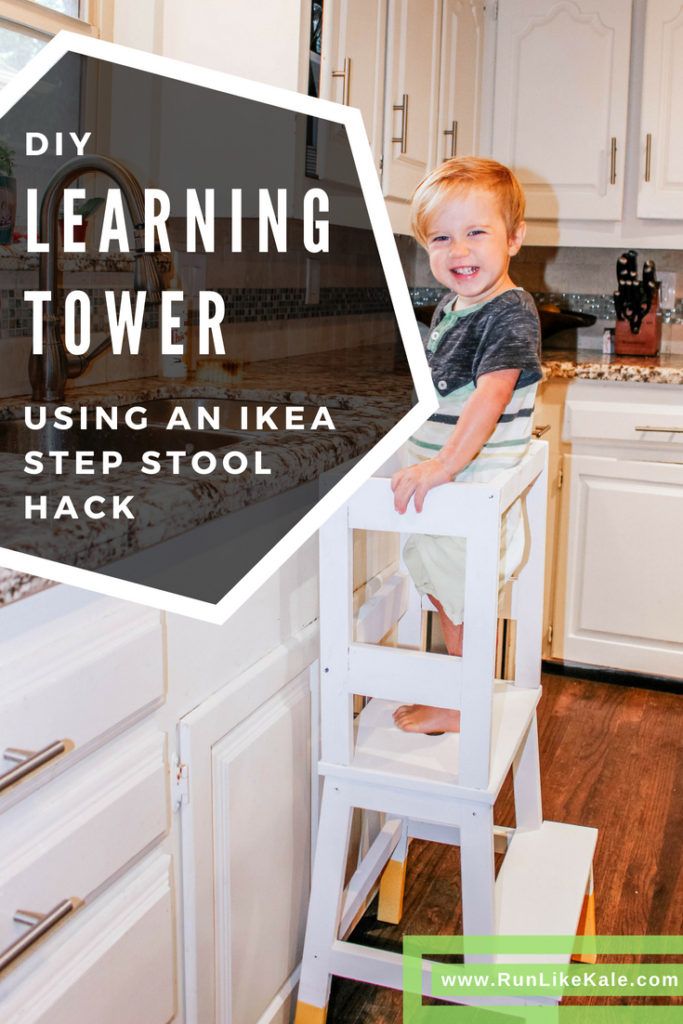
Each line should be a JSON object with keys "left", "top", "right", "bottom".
{"left": 0, "top": 0, "right": 95, "bottom": 88}
{"left": 0, "top": 0, "right": 99, "bottom": 233}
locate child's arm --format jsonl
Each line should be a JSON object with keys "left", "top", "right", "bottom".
{"left": 392, "top": 367, "right": 520, "bottom": 513}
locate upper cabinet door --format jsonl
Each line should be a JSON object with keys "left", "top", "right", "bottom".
{"left": 382, "top": 0, "right": 443, "bottom": 203}
{"left": 637, "top": 0, "right": 683, "bottom": 218}
{"left": 491, "top": 0, "right": 632, "bottom": 220}
{"left": 437, "top": 0, "right": 486, "bottom": 164}
{"left": 319, "top": 0, "right": 388, "bottom": 178}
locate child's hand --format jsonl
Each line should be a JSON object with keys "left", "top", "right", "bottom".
{"left": 391, "top": 459, "right": 453, "bottom": 513}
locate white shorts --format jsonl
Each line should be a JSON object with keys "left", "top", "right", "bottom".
{"left": 402, "top": 496, "right": 526, "bottom": 623}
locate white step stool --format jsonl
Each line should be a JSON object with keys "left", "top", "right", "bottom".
{"left": 295, "top": 441, "right": 597, "bottom": 1023}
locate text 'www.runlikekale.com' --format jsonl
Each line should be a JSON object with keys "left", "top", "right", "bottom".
{"left": 431, "top": 966, "right": 681, "bottom": 998}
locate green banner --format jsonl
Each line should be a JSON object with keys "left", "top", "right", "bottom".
{"left": 402, "top": 936, "right": 682, "bottom": 1023}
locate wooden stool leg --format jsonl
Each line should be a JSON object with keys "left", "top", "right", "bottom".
{"left": 377, "top": 819, "right": 409, "bottom": 924}
{"left": 572, "top": 865, "right": 597, "bottom": 964}
{"left": 295, "top": 782, "right": 354, "bottom": 1024}
{"left": 460, "top": 803, "right": 496, "bottom": 941}
{"left": 513, "top": 716, "right": 543, "bottom": 831}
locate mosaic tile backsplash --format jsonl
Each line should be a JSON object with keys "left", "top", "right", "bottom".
{"left": 1, "top": 285, "right": 394, "bottom": 339}
{"left": 409, "top": 287, "right": 683, "bottom": 323}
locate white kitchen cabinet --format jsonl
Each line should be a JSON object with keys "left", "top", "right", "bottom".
{"left": 0, "top": 852, "right": 176, "bottom": 1024}
{"left": 177, "top": 627, "right": 317, "bottom": 1024}
{"left": 552, "top": 453, "right": 683, "bottom": 677}
{"left": 0, "top": 527, "right": 391, "bottom": 1020}
{"left": 0, "top": 588, "right": 164, "bottom": 811}
{"left": 319, "top": 0, "right": 487, "bottom": 231}
{"left": 0, "top": 726, "right": 168, "bottom": 952}
{"left": 381, "top": 0, "right": 443, "bottom": 204}
{"left": 637, "top": 0, "right": 683, "bottom": 218}
{"left": 436, "top": 0, "right": 486, "bottom": 164}
{"left": 0, "top": 586, "right": 175, "bottom": 1017}
{"left": 549, "top": 380, "right": 683, "bottom": 679}
{"left": 319, "top": 0, "right": 388, "bottom": 178}
{"left": 491, "top": 0, "right": 633, "bottom": 221}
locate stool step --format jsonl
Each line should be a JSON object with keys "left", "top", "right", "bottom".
{"left": 494, "top": 820, "right": 598, "bottom": 963}
{"left": 328, "top": 686, "right": 540, "bottom": 801}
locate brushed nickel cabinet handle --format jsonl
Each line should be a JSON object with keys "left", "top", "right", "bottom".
{"left": 645, "top": 133, "right": 652, "bottom": 182}
{"left": 635, "top": 424, "right": 683, "bottom": 434}
{"left": 0, "top": 899, "right": 82, "bottom": 974}
{"left": 332, "top": 56, "right": 351, "bottom": 106}
{"left": 0, "top": 740, "right": 73, "bottom": 794}
{"left": 443, "top": 119, "right": 458, "bottom": 159}
{"left": 532, "top": 424, "right": 551, "bottom": 438}
{"left": 609, "top": 136, "right": 617, "bottom": 185}
{"left": 392, "top": 94, "right": 408, "bottom": 153}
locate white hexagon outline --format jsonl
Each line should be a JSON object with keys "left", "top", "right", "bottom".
{"left": 0, "top": 31, "right": 437, "bottom": 623}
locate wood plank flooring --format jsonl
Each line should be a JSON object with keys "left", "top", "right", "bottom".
{"left": 325, "top": 670, "right": 683, "bottom": 1021}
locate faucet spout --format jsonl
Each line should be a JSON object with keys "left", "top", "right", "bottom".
{"left": 29, "top": 155, "right": 162, "bottom": 402}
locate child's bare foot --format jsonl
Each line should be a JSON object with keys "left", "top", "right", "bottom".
{"left": 392, "top": 704, "right": 461, "bottom": 734}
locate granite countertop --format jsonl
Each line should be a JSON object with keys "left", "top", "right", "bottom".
{"left": 0, "top": 244, "right": 173, "bottom": 274}
{"left": 542, "top": 347, "right": 683, "bottom": 385}
{"left": 2, "top": 344, "right": 682, "bottom": 608}
{"left": 0, "top": 345, "right": 412, "bottom": 607}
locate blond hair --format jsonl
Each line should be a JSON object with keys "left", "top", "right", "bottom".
{"left": 411, "top": 157, "right": 526, "bottom": 246}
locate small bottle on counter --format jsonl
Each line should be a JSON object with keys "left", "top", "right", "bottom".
{"left": 602, "top": 327, "right": 615, "bottom": 355}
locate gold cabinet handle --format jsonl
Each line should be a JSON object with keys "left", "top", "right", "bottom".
{"left": 644, "top": 133, "right": 652, "bottom": 182}
{"left": 392, "top": 94, "right": 408, "bottom": 153}
{"left": 0, "top": 899, "right": 82, "bottom": 974}
{"left": 443, "top": 120, "right": 458, "bottom": 160}
{"left": 332, "top": 56, "right": 351, "bottom": 106}
{"left": 532, "top": 424, "right": 551, "bottom": 438}
{"left": 610, "top": 136, "right": 617, "bottom": 185}
{"left": 635, "top": 424, "right": 683, "bottom": 434}
{"left": 0, "top": 740, "right": 73, "bottom": 795}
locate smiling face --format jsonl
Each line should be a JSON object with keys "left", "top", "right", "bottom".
{"left": 425, "top": 188, "right": 526, "bottom": 308}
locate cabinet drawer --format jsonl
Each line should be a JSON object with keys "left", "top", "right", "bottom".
{"left": 0, "top": 852, "right": 175, "bottom": 1024}
{"left": 0, "top": 727, "right": 168, "bottom": 953}
{"left": 0, "top": 587, "right": 164, "bottom": 805}
{"left": 564, "top": 389, "right": 683, "bottom": 446}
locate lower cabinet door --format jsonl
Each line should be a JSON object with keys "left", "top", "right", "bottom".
{"left": 178, "top": 627, "right": 317, "bottom": 1024}
{"left": 0, "top": 852, "right": 176, "bottom": 1024}
{"left": 551, "top": 453, "right": 683, "bottom": 678}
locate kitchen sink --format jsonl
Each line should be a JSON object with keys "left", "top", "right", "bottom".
{"left": 0, "top": 419, "right": 240, "bottom": 462}
{"left": 129, "top": 397, "right": 324, "bottom": 432}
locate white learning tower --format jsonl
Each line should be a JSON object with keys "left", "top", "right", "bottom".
{"left": 296, "top": 440, "right": 598, "bottom": 1022}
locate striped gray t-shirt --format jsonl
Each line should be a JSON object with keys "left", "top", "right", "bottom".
{"left": 407, "top": 288, "right": 542, "bottom": 479}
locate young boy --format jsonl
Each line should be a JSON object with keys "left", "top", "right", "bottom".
{"left": 391, "top": 157, "right": 542, "bottom": 735}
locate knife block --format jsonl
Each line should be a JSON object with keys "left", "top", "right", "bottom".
{"left": 615, "top": 296, "right": 661, "bottom": 356}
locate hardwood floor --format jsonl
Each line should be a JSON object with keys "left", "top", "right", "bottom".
{"left": 325, "top": 670, "right": 683, "bottom": 1021}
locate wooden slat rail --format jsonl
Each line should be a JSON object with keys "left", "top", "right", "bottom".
{"left": 355, "top": 574, "right": 409, "bottom": 645}
{"left": 355, "top": 441, "right": 546, "bottom": 535}
{"left": 347, "top": 477, "right": 496, "bottom": 535}
{"left": 348, "top": 643, "right": 462, "bottom": 710}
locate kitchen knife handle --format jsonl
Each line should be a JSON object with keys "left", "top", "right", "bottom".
{"left": 644, "top": 133, "right": 652, "bottom": 182}
{"left": 609, "top": 137, "right": 617, "bottom": 185}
